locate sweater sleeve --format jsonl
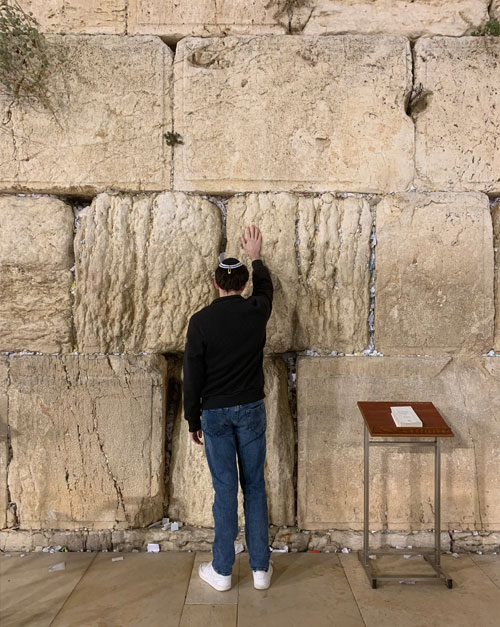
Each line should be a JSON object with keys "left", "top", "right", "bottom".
{"left": 251, "top": 259, "right": 273, "bottom": 320}
{"left": 183, "top": 316, "right": 205, "bottom": 432}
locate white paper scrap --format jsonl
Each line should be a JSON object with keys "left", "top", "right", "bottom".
{"left": 48, "top": 561, "right": 66, "bottom": 572}
{"left": 147, "top": 543, "right": 160, "bottom": 553}
{"left": 112, "top": 556, "right": 124, "bottom": 562}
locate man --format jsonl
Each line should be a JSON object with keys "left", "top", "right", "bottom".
{"left": 183, "top": 224, "right": 274, "bottom": 592}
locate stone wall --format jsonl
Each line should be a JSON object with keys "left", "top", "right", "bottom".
{"left": 1, "top": 1, "right": 499, "bottom": 552}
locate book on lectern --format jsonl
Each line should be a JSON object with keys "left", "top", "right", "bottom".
{"left": 390, "top": 405, "right": 423, "bottom": 428}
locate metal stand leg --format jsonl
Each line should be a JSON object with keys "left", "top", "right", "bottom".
{"left": 435, "top": 437, "right": 441, "bottom": 566}
{"left": 358, "top": 424, "right": 377, "bottom": 588}
{"left": 363, "top": 423, "right": 369, "bottom": 567}
{"left": 422, "top": 437, "right": 453, "bottom": 588}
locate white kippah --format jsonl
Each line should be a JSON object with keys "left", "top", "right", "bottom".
{"left": 218, "top": 253, "right": 243, "bottom": 274}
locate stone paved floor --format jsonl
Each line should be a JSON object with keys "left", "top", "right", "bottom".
{"left": 1, "top": 550, "right": 499, "bottom": 626}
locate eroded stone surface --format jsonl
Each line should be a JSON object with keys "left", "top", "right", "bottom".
{"left": 226, "top": 193, "right": 372, "bottom": 353}
{"left": 7, "top": 354, "right": 167, "bottom": 530}
{"left": 74, "top": 192, "right": 222, "bottom": 353}
{"left": 174, "top": 35, "right": 413, "bottom": 194}
{"left": 0, "top": 357, "right": 8, "bottom": 529}
{"left": 17, "top": 1, "right": 126, "bottom": 34}
{"left": 167, "top": 358, "right": 295, "bottom": 527}
{"left": 297, "top": 355, "right": 500, "bottom": 531}
{"left": 0, "top": 35, "right": 171, "bottom": 194}
{"left": 128, "top": 0, "right": 285, "bottom": 41}
{"left": 414, "top": 37, "right": 500, "bottom": 193}
{"left": 491, "top": 0, "right": 500, "bottom": 19}
{"left": 493, "top": 201, "right": 500, "bottom": 351}
{"left": 0, "top": 195, "right": 74, "bottom": 353}
{"left": 294, "top": 1, "right": 489, "bottom": 38}
{"left": 375, "top": 192, "right": 494, "bottom": 355}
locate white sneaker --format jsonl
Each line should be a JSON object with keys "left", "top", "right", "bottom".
{"left": 198, "top": 561, "right": 232, "bottom": 591}
{"left": 253, "top": 562, "right": 273, "bottom": 590}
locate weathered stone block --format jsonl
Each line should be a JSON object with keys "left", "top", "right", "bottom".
{"left": 74, "top": 192, "right": 222, "bottom": 353}
{"left": 295, "top": 1, "right": 489, "bottom": 39}
{"left": 168, "top": 358, "right": 295, "bottom": 527}
{"left": 297, "top": 355, "right": 500, "bottom": 531}
{"left": 17, "top": 1, "right": 126, "bottom": 34}
{"left": 174, "top": 35, "right": 414, "bottom": 194}
{"left": 7, "top": 354, "right": 167, "bottom": 530}
{"left": 0, "top": 35, "right": 171, "bottom": 194}
{"left": 226, "top": 193, "right": 372, "bottom": 353}
{"left": 375, "top": 192, "right": 494, "bottom": 355}
{"left": 491, "top": 0, "right": 500, "bottom": 19}
{"left": 0, "top": 195, "right": 74, "bottom": 353}
{"left": 128, "top": 0, "right": 285, "bottom": 41}
{"left": 0, "top": 356, "right": 8, "bottom": 529}
{"left": 414, "top": 37, "right": 500, "bottom": 193}
{"left": 493, "top": 201, "right": 500, "bottom": 351}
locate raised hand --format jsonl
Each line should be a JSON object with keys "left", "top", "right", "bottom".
{"left": 240, "top": 224, "right": 262, "bottom": 261}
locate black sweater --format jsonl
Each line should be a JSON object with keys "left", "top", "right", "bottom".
{"left": 183, "top": 260, "right": 273, "bottom": 432}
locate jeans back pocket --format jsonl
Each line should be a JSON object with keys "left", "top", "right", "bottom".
{"left": 245, "top": 400, "right": 266, "bottom": 436}
{"left": 201, "top": 408, "right": 232, "bottom": 437}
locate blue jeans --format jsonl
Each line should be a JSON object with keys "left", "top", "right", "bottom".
{"left": 201, "top": 399, "right": 270, "bottom": 576}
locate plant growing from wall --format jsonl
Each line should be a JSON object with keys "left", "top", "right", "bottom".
{"left": 471, "top": 17, "right": 500, "bottom": 36}
{"left": 0, "top": 0, "right": 52, "bottom": 107}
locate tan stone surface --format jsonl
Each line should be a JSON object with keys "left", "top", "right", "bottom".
{"left": 493, "top": 201, "right": 500, "bottom": 351}
{"left": 375, "top": 192, "right": 494, "bottom": 355}
{"left": 0, "top": 195, "right": 74, "bottom": 353}
{"left": 0, "top": 35, "right": 171, "bottom": 194}
{"left": 17, "top": 1, "right": 126, "bottom": 34}
{"left": 174, "top": 35, "right": 414, "bottom": 194}
{"left": 226, "top": 193, "right": 372, "bottom": 353}
{"left": 0, "top": 552, "right": 97, "bottom": 627}
{"left": 414, "top": 37, "right": 500, "bottom": 193}
{"left": 74, "top": 192, "right": 221, "bottom": 353}
{"left": 129, "top": 0, "right": 285, "bottom": 41}
{"left": 168, "top": 358, "right": 295, "bottom": 527}
{"left": 295, "top": 1, "right": 489, "bottom": 38}
{"left": 341, "top": 553, "right": 500, "bottom": 626}
{"left": 0, "top": 356, "right": 8, "bottom": 529}
{"left": 7, "top": 354, "right": 167, "bottom": 530}
{"left": 297, "top": 355, "right": 500, "bottom": 531}
{"left": 238, "top": 553, "right": 365, "bottom": 627}
{"left": 491, "top": 0, "right": 500, "bottom": 19}
{"left": 50, "top": 552, "right": 194, "bottom": 627}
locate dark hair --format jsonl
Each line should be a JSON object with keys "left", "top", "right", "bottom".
{"left": 215, "top": 258, "right": 249, "bottom": 292}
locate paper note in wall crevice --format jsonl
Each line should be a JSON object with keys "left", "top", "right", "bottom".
{"left": 390, "top": 406, "right": 423, "bottom": 428}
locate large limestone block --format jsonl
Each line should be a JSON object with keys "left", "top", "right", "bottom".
{"left": 0, "top": 195, "right": 74, "bottom": 353}
{"left": 297, "top": 355, "right": 500, "bottom": 531}
{"left": 17, "top": 1, "right": 126, "bottom": 34}
{"left": 7, "top": 354, "right": 167, "bottom": 530}
{"left": 375, "top": 192, "right": 494, "bottom": 355}
{"left": 0, "top": 35, "right": 171, "bottom": 194}
{"left": 414, "top": 37, "right": 500, "bottom": 193}
{"left": 295, "top": 1, "right": 489, "bottom": 39}
{"left": 493, "top": 201, "right": 500, "bottom": 351}
{"left": 0, "top": 357, "right": 8, "bottom": 529}
{"left": 168, "top": 358, "right": 295, "bottom": 528}
{"left": 74, "top": 192, "right": 221, "bottom": 353}
{"left": 226, "top": 193, "right": 372, "bottom": 353}
{"left": 129, "top": 1, "right": 285, "bottom": 41}
{"left": 174, "top": 35, "right": 414, "bottom": 194}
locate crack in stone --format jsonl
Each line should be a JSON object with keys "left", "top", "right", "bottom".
{"left": 5, "top": 356, "right": 19, "bottom": 528}
{"left": 91, "top": 398, "right": 127, "bottom": 522}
